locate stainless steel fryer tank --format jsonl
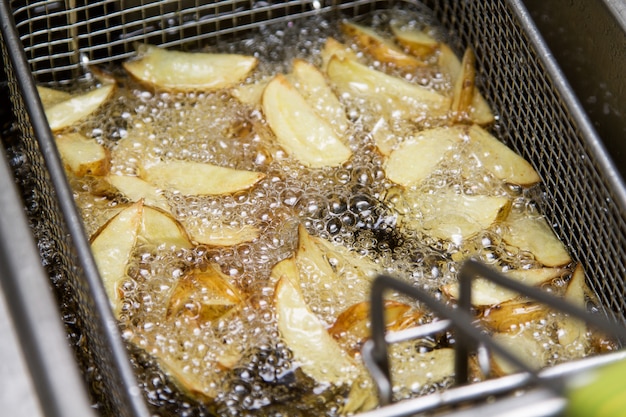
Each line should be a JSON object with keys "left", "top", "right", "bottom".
{"left": 1, "top": 1, "right": 625, "bottom": 416}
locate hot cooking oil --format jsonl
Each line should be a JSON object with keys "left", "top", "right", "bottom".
{"left": 55, "top": 8, "right": 610, "bottom": 417}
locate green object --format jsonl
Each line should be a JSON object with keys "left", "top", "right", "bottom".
{"left": 565, "top": 358, "right": 626, "bottom": 417}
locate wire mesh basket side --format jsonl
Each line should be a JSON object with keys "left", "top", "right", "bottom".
{"left": 423, "top": 0, "right": 626, "bottom": 326}
{"left": 1, "top": 6, "right": 149, "bottom": 416}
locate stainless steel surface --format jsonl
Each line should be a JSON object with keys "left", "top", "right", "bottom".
{"left": 2, "top": 0, "right": 626, "bottom": 416}
{"left": 522, "top": 0, "right": 626, "bottom": 180}
{"left": 0, "top": 286, "right": 45, "bottom": 417}
{"left": 0, "top": 141, "right": 96, "bottom": 417}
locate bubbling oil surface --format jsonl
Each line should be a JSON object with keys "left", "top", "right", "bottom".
{"left": 64, "top": 8, "right": 604, "bottom": 417}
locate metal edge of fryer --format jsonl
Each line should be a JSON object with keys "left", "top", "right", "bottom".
{"left": 0, "top": 1, "right": 151, "bottom": 416}
{"left": 0, "top": 141, "right": 98, "bottom": 417}
{"left": 510, "top": 0, "right": 626, "bottom": 214}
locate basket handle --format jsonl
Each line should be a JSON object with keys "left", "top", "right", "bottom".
{"left": 363, "top": 259, "right": 626, "bottom": 406}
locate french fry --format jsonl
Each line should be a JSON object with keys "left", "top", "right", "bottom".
{"left": 41, "top": 83, "right": 115, "bottom": 131}
{"left": 105, "top": 174, "right": 170, "bottom": 211}
{"left": 289, "top": 59, "right": 349, "bottom": 135}
{"left": 140, "top": 205, "right": 193, "bottom": 250}
{"left": 442, "top": 267, "right": 566, "bottom": 306}
{"left": 274, "top": 275, "right": 360, "bottom": 385}
{"left": 139, "top": 159, "right": 265, "bottom": 196}
{"left": 405, "top": 189, "right": 510, "bottom": 243}
{"left": 90, "top": 200, "right": 143, "bottom": 314}
{"left": 341, "top": 21, "right": 426, "bottom": 71}
{"left": 123, "top": 44, "right": 258, "bottom": 91}
{"left": 384, "top": 125, "right": 466, "bottom": 186}
{"left": 466, "top": 124, "right": 540, "bottom": 186}
{"left": 166, "top": 265, "right": 243, "bottom": 323}
{"left": 326, "top": 56, "right": 451, "bottom": 121}
{"left": 502, "top": 212, "right": 572, "bottom": 267}
{"left": 391, "top": 25, "right": 440, "bottom": 59}
{"left": 55, "top": 132, "right": 110, "bottom": 177}
{"left": 262, "top": 74, "right": 352, "bottom": 168}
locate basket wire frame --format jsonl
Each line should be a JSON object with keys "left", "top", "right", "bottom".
{"left": 2, "top": 0, "right": 626, "bottom": 416}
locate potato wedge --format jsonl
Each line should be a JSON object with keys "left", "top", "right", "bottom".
{"left": 391, "top": 346, "right": 455, "bottom": 393}
{"left": 43, "top": 83, "right": 115, "bottom": 131}
{"left": 443, "top": 267, "right": 566, "bottom": 306}
{"left": 153, "top": 339, "right": 242, "bottom": 401}
{"left": 502, "top": 212, "right": 572, "bottom": 267}
{"left": 123, "top": 44, "right": 258, "bottom": 91}
{"left": 438, "top": 45, "right": 494, "bottom": 125}
{"left": 558, "top": 264, "right": 589, "bottom": 347}
{"left": 37, "top": 85, "right": 71, "bottom": 108}
{"left": 341, "top": 21, "right": 426, "bottom": 70}
{"left": 140, "top": 205, "right": 193, "bottom": 249}
{"left": 167, "top": 265, "right": 242, "bottom": 323}
{"left": 230, "top": 76, "right": 271, "bottom": 106}
{"left": 384, "top": 125, "right": 466, "bottom": 186}
{"left": 289, "top": 59, "right": 349, "bottom": 135}
{"left": 320, "top": 37, "right": 359, "bottom": 72}
{"left": 274, "top": 276, "right": 360, "bottom": 385}
{"left": 481, "top": 300, "right": 548, "bottom": 333}
{"left": 409, "top": 189, "right": 510, "bottom": 243}
{"left": 90, "top": 200, "right": 143, "bottom": 313}
{"left": 329, "top": 301, "right": 423, "bottom": 356}
{"left": 295, "top": 224, "right": 378, "bottom": 315}
{"left": 491, "top": 329, "right": 547, "bottom": 375}
{"left": 183, "top": 221, "right": 260, "bottom": 246}
{"left": 466, "top": 125, "right": 540, "bottom": 185}
{"left": 55, "top": 132, "right": 110, "bottom": 177}
{"left": 391, "top": 25, "right": 439, "bottom": 59}
{"left": 140, "top": 159, "right": 265, "bottom": 196}
{"left": 262, "top": 74, "right": 352, "bottom": 168}
{"left": 105, "top": 174, "right": 170, "bottom": 212}
{"left": 450, "top": 48, "right": 477, "bottom": 119}
{"left": 326, "top": 56, "right": 450, "bottom": 120}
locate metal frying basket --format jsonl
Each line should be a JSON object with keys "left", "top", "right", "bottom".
{"left": 1, "top": 0, "right": 625, "bottom": 416}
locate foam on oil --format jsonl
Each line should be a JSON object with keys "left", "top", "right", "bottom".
{"left": 62, "top": 8, "right": 608, "bottom": 417}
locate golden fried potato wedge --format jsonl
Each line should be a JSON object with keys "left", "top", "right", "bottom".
{"left": 450, "top": 48, "right": 477, "bottom": 119}
{"left": 391, "top": 25, "right": 439, "bottom": 59}
{"left": 320, "top": 37, "right": 359, "bottom": 72}
{"left": 411, "top": 189, "right": 510, "bottom": 243}
{"left": 262, "top": 74, "right": 352, "bottom": 168}
{"left": 329, "top": 301, "right": 423, "bottom": 356}
{"left": 289, "top": 59, "right": 348, "bottom": 135}
{"left": 123, "top": 44, "right": 258, "bottom": 91}
{"left": 37, "top": 85, "right": 71, "bottom": 108}
{"left": 558, "top": 264, "right": 589, "bottom": 347}
{"left": 183, "top": 221, "right": 260, "bottom": 246}
{"left": 341, "top": 21, "right": 426, "bottom": 70}
{"left": 391, "top": 346, "right": 455, "bottom": 392}
{"left": 274, "top": 275, "right": 360, "bottom": 385}
{"left": 140, "top": 159, "right": 265, "bottom": 196}
{"left": 43, "top": 84, "right": 115, "bottom": 131}
{"left": 105, "top": 174, "right": 170, "bottom": 212}
{"left": 153, "top": 339, "right": 242, "bottom": 401}
{"left": 502, "top": 212, "right": 572, "bottom": 267}
{"left": 384, "top": 125, "right": 465, "bottom": 186}
{"left": 90, "top": 200, "right": 143, "bottom": 313}
{"left": 491, "top": 329, "right": 547, "bottom": 375}
{"left": 438, "top": 46, "right": 494, "bottom": 125}
{"left": 55, "top": 132, "right": 110, "bottom": 177}
{"left": 295, "top": 224, "right": 378, "bottom": 312}
{"left": 466, "top": 124, "right": 540, "bottom": 185}
{"left": 481, "top": 300, "right": 548, "bottom": 333}
{"left": 442, "top": 267, "right": 565, "bottom": 306}
{"left": 327, "top": 56, "right": 450, "bottom": 120}
{"left": 140, "top": 205, "right": 193, "bottom": 249}
{"left": 230, "top": 76, "right": 271, "bottom": 106}
{"left": 167, "top": 265, "right": 242, "bottom": 323}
